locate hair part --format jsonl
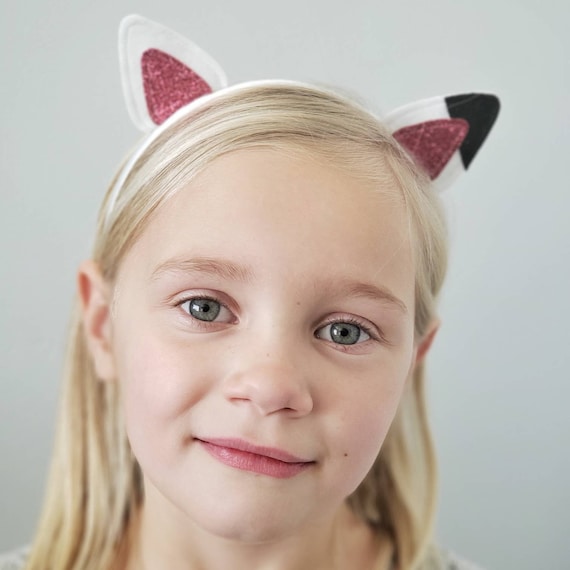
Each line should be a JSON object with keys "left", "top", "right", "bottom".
{"left": 25, "top": 83, "right": 448, "bottom": 570}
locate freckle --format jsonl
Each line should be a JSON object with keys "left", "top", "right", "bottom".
{"left": 296, "top": 301, "right": 301, "bottom": 306}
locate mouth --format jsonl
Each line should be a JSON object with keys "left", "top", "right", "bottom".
{"left": 195, "top": 437, "right": 315, "bottom": 479}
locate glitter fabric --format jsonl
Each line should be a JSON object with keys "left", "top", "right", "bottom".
{"left": 393, "top": 118, "right": 469, "bottom": 180}
{"left": 142, "top": 48, "right": 213, "bottom": 125}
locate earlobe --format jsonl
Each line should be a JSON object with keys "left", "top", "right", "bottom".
{"left": 415, "top": 320, "right": 440, "bottom": 366}
{"left": 77, "top": 260, "right": 116, "bottom": 381}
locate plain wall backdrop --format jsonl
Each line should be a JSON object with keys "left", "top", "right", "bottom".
{"left": 1, "top": 1, "right": 568, "bottom": 568}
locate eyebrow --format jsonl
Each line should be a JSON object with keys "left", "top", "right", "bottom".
{"left": 326, "top": 279, "right": 408, "bottom": 314}
{"left": 150, "top": 256, "right": 407, "bottom": 313}
{"left": 150, "top": 256, "right": 254, "bottom": 283}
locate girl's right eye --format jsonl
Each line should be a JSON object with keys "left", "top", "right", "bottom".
{"left": 178, "top": 297, "right": 234, "bottom": 323}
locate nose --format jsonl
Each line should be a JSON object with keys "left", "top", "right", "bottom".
{"left": 222, "top": 345, "right": 314, "bottom": 418}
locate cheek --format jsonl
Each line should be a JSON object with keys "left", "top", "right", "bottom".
{"left": 328, "top": 354, "right": 411, "bottom": 494}
{"left": 114, "top": 331, "right": 209, "bottom": 466}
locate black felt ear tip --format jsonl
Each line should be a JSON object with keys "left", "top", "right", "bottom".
{"left": 445, "top": 93, "right": 501, "bottom": 169}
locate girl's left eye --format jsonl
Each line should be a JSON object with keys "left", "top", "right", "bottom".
{"left": 315, "top": 321, "right": 371, "bottom": 345}
{"left": 178, "top": 297, "right": 234, "bottom": 323}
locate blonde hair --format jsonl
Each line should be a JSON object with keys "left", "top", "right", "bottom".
{"left": 25, "top": 83, "right": 447, "bottom": 570}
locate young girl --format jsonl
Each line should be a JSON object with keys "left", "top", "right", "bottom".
{"left": 2, "top": 15, "right": 499, "bottom": 570}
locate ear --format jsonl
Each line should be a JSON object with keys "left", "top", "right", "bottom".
{"left": 119, "top": 14, "right": 228, "bottom": 131}
{"left": 77, "top": 260, "right": 116, "bottom": 381}
{"left": 384, "top": 93, "right": 500, "bottom": 192}
{"left": 414, "top": 320, "right": 440, "bottom": 366}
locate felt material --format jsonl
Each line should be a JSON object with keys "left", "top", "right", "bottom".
{"left": 383, "top": 95, "right": 467, "bottom": 191}
{"left": 108, "top": 14, "right": 501, "bottom": 221}
{"left": 120, "top": 14, "right": 227, "bottom": 131}
{"left": 393, "top": 119, "right": 469, "bottom": 180}
{"left": 142, "top": 48, "right": 213, "bottom": 125}
{"left": 384, "top": 93, "right": 500, "bottom": 191}
{"left": 445, "top": 94, "right": 500, "bottom": 169}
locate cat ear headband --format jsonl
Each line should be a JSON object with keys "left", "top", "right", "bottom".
{"left": 107, "top": 14, "right": 500, "bottom": 221}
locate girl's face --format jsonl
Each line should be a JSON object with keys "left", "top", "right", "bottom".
{"left": 104, "top": 148, "right": 419, "bottom": 542}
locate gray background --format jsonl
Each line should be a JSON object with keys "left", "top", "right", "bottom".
{"left": 1, "top": 1, "right": 568, "bottom": 568}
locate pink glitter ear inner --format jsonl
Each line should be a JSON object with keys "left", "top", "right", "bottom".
{"left": 142, "top": 48, "right": 213, "bottom": 125}
{"left": 393, "top": 119, "right": 469, "bottom": 179}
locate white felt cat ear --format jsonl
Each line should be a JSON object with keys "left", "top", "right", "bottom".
{"left": 384, "top": 93, "right": 500, "bottom": 192}
{"left": 119, "top": 14, "right": 228, "bottom": 132}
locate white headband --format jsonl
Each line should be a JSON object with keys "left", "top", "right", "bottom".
{"left": 105, "top": 14, "right": 500, "bottom": 225}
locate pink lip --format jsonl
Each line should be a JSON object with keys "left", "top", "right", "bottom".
{"left": 196, "top": 438, "right": 314, "bottom": 479}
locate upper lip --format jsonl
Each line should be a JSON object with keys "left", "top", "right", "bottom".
{"left": 196, "top": 437, "right": 313, "bottom": 464}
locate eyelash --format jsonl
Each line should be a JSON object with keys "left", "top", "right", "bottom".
{"left": 175, "top": 294, "right": 235, "bottom": 327}
{"left": 318, "top": 316, "right": 379, "bottom": 342}
{"left": 174, "top": 294, "right": 383, "bottom": 345}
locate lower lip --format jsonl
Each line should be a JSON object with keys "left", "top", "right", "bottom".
{"left": 198, "top": 441, "right": 312, "bottom": 479}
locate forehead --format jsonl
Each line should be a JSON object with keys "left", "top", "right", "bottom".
{"left": 119, "top": 147, "right": 415, "bottom": 303}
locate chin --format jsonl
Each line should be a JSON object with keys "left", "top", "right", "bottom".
{"left": 189, "top": 496, "right": 311, "bottom": 544}
{"left": 208, "top": 520, "right": 288, "bottom": 544}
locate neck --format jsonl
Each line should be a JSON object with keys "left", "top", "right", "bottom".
{"left": 123, "top": 492, "right": 390, "bottom": 570}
